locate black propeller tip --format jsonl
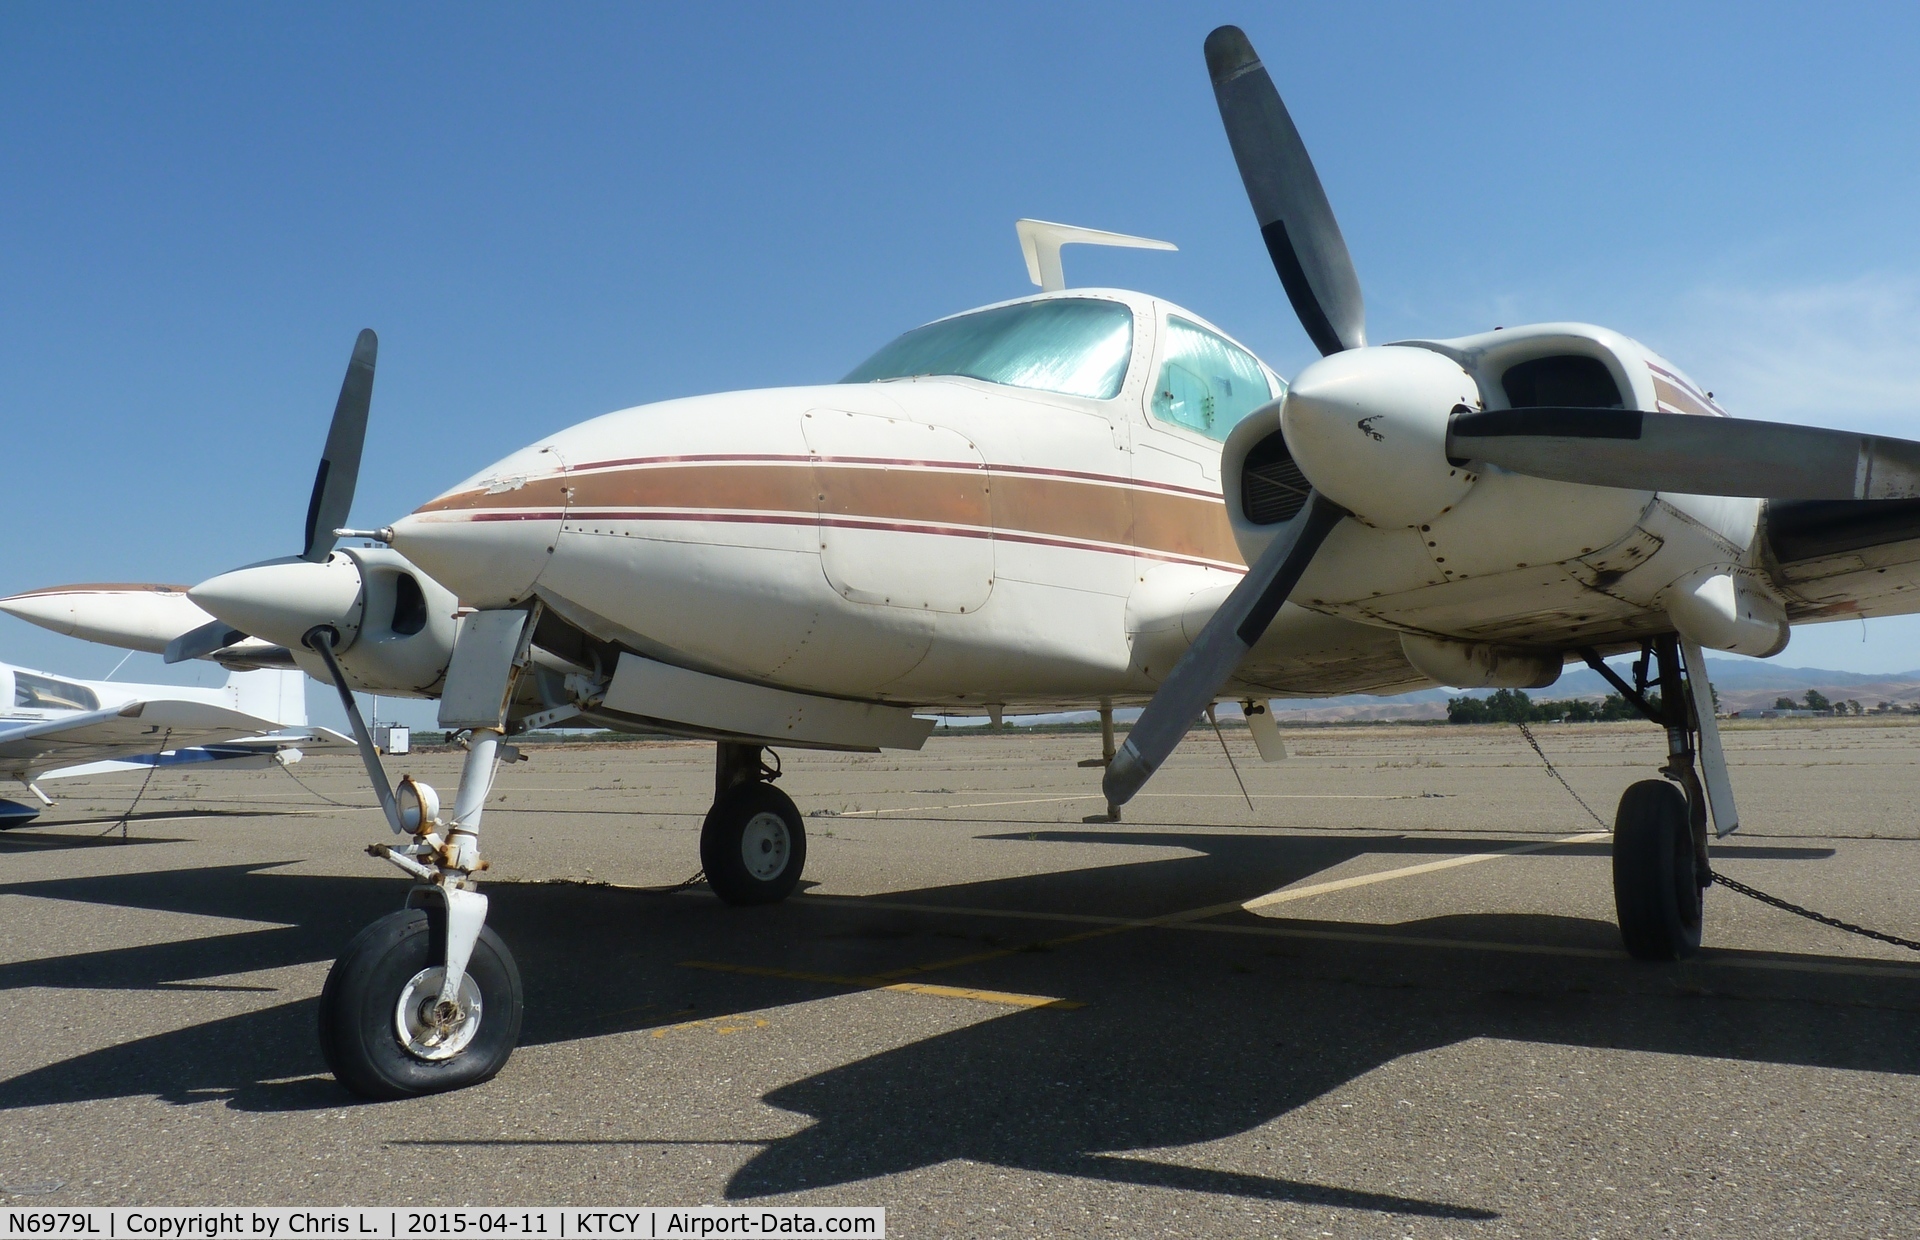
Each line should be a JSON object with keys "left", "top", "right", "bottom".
{"left": 1204, "top": 26, "right": 1259, "bottom": 84}
{"left": 351, "top": 328, "right": 378, "bottom": 366}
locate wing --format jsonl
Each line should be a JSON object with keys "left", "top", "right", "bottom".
{"left": 1764, "top": 499, "right": 1920, "bottom": 621}
{"left": 186, "top": 726, "right": 356, "bottom": 754}
{"left": 35, "top": 726, "right": 357, "bottom": 782}
{"left": 0, "top": 700, "right": 302, "bottom": 782}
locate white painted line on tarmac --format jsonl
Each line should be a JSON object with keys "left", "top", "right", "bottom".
{"left": 806, "top": 890, "right": 1920, "bottom": 979}
{"left": 1236, "top": 831, "right": 1614, "bottom": 912}
{"left": 801, "top": 832, "right": 1610, "bottom": 932}
{"left": 834, "top": 795, "right": 1098, "bottom": 817}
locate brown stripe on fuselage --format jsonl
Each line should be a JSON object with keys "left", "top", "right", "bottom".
{"left": 985, "top": 471, "right": 1132, "bottom": 551}
{"left": 818, "top": 465, "right": 989, "bottom": 528}
{"left": 416, "top": 474, "right": 575, "bottom": 515}
{"left": 1133, "top": 487, "right": 1240, "bottom": 565}
{"left": 417, "top": 460, "right": 1243, "bottom": 567}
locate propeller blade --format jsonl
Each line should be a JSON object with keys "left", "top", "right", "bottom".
{"left": 1205, "top": 25, "right": 1365, "bottom": 356}
{"left": 1448, "top": 407, "right": 1920, "bottom": 501}
{"left": 1103, "top": 492, "right": 1346, "bottom": 808}
{"left": 301, "top": 329, "right": 379, "bottom": 562}
{"left": 164, "top": 618, "right": 249, "bottom": 664}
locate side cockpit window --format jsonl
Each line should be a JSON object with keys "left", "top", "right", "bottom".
{"left": 14, "top": 672, "right": 99, "bottom": 712}
{"left": 1150, "top": 316, "right": 1274, "bottom": 441}
{"left": 1501, "top": 355, "right": 1624, "bottom": 409}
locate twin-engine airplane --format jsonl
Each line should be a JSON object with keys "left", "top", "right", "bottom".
{"left": 0, "top": 658, "right": 339, "bottom": 827}
{"left": 18, "top": 25, "right": 1920, "bottom": 1099}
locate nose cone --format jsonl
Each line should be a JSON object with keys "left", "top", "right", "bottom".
{"left": 189, "top": 556, "right": 364, "bottom": 650}
{"left": 1280, "top": 346, "right": 1480, "bottom": 528}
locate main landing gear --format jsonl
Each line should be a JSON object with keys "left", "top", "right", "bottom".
{"left": 1581, "top": 634, "right": 1737, "bottom": 961}
{"left": 703, "top": 742, "right": 806, "bottom": 905}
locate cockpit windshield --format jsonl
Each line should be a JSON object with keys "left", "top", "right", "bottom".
{"left": 842, "top": 298, "right": 1133, "bottom": 400}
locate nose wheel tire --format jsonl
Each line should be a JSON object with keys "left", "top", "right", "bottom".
{"left": 1613, "top": 779, "right": 1705, "bottom": 961}
{"left": 318, "top": 908, "right": 524, "bottom": 1099}
{"left": 701, "top": 782, "right": 806, "bottom": 906}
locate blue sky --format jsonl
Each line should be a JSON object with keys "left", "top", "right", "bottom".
{"left": 7, "top": 3, "right": 1920, "bottom": 726}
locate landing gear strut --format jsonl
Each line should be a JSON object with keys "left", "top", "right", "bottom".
{"left": 701, "top": 742, "right": 805, "bottom": 905}
{"left": 1582, "top": 634, "right": 1730, "bottom": 961}
{"left": 309, "top": 611, "right": 532, "bottom": 1098}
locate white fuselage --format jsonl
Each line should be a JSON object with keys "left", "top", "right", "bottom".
{"left": 387, "top": 294, "right": 1783, "bottom": 710}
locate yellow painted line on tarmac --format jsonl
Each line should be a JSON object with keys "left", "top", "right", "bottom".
{"left": 650, "top": 1011, "right": 771, "bottom": 1038}
{"left": 863, "top": 922, "right": 1136, "bottom": 982}
{"left": 679, "top": 960, "right": 1083, "bottom": 1010}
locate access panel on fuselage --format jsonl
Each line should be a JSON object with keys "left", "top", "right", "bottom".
{"left": 802, "top": 410, "right": 995, "bottom": 613}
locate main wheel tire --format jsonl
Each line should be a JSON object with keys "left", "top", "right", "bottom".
{"left": 317, "top": 909, "right": 523, "bottom": 1100}
{"left": 1613, "top": 778, "right": 1705, "bottom": 961}
{"left": 701, "top": 781, "right": 806, "bottom": 906}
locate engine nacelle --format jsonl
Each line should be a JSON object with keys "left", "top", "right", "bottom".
{"left": 1281, "top": 346, "right": 1480, "bottom": 529}
{"left": 324, "top": 548, "right": 461, "bottom": 695}
{"left": 190, "top": 548, "right": 459, "bottom": 697}
{"left": 1399, "top": 633, "right": 1562, "bottom": 689}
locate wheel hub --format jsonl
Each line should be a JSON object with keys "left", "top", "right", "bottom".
{"left": 740, "top": 811, "right": 791, "bottom": 881}
{"left": 395, "top": 966, "right": 484, "bottom": 1061}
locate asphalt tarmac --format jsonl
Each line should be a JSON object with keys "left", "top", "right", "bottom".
{"left": 3, "top": 720, "right": 1918, "bottom": 1237}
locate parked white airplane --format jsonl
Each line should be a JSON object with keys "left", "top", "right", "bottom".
{"left": 17, "top": 25, "right": 1920, "bottom": 1100}
{"left": 0, "top": 660, "right": 344, "bottom": 827}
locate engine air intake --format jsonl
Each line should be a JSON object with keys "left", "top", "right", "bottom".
{"left": 1241, "top": 431, "right": 1311, "bottom": 524}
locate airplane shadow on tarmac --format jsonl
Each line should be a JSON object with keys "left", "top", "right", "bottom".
{"left": 1, "top": 826, "right": 1915, "bottom": 1220}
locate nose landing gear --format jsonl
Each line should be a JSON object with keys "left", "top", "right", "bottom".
{"left": 311, "top": 608, "right": 820, "bottom": 1098}
{"left": 317, "top": 904, "right": 524, "bottom": 1099}
{"left": 308, "top": 612, "right": 533, "bottom": 1100}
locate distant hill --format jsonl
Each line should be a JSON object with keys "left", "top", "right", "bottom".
{"left": 963, "top": 658, "right": 1920, "bottom": 728}
{"left": 1264, "top": 658, "right": 1920, "bottom": 723}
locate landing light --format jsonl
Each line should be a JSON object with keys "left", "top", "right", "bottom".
{"left": 395, "top": 776, "right": 441, "bottom": 834}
